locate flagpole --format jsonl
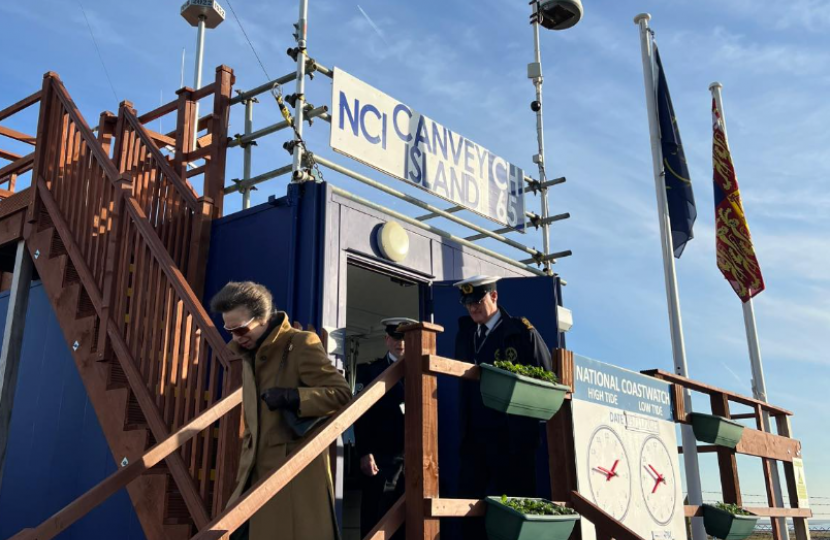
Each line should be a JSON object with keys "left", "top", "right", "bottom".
{"left": 710, "top": 82, "right": 789, "bottom": 539}
{"left": 634, "top": 14, "right": 706, "bottom": 540}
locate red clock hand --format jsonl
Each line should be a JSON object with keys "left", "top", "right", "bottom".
{"left": 652, "top": 477, "right": 661, "bottom": 494}
{"left": 610, "top": 460, "right": 619, "bottom": 474}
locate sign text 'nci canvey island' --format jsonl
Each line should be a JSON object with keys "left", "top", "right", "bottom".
{"left": 330, "top": 68, "right": 526, "bottom": 230}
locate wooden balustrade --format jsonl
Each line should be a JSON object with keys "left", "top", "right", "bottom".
{"left": 25, "top": 73, "right": 243, "bottom": 523}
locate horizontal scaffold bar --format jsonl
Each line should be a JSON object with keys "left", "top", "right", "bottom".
{"left": 228, "top": 106, "right": 329, "bottom": 148}
{"left": 225, "top": 164, "right": 293, "bottom": 195}
{"left": 314, "top": 156, "right": 546, "bottom": 261}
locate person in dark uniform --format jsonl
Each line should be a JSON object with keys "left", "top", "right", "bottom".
{"left": 452, "top": 276, "right": 552, "bottom": 540}
{"left": 353, "top": 317, "right": 417, "bottom": 540}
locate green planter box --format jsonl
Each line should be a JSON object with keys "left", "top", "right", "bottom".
{"left": 485, "top": 497, "right": 580, "bottom": 540}
{"left": 479, "top": 364, "right": 570, "bottom": 420}
{"left": 689, "top": 412, "right": 745, "bottom": 448}
{"left": 702, "top": 504, "right": 758, "bottom": 540}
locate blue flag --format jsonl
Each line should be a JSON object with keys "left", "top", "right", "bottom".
{"left": 655, "top": 45, "right": 696, "bottom": 258}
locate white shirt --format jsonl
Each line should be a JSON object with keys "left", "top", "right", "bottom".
{"left": 387, "top": 352, "right": 400, "bottom": 363}
{"left": 482, "top": 310, "right": 502, "bottom": 334}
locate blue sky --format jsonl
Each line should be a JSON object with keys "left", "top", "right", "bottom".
{"left": 1, "top": 0, "right": 828, "bottom": 516}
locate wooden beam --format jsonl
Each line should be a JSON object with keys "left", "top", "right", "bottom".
{"left": 0, "top": 126, "right": 36, "bottom": 145}
{"left": 0, "top": 153, "right": 34, "bottom": 181}
{"left": 363, "top": 495, "right": 405, "bottom": 540}
{"left": 776, "top": 416, "right": 812, "bottom": 540}
{"left": 403, "top": 323, "right": 443, "bottom": 540}
{"left": 729, "top": 413, "right": 758, "bottom": 420}
{"left": 425, "top": 498, "right": 486, "bottom": 518}
{"left": 642, "top": 369, "right": 792, "bottom": 416}
{"left": 143, "top": 128, "right": 176, "bottom": 149}
{"left": 571, "top": 491, "right": 645, "bottom": 540}
{"left": 0, "top": 90, "right": 41, "bottom": 123}
{"left": 422, "top": 354, "right": 480, "bottom": 380}
{"left": 0, "top": 149, "right": 21, "bottom": 162}
{"left": 735, "top": 427, "right": 802, "bottom": 462}
{"left": 137, "top": 98, "right": 180, "bottom": 125}
{"left": 553, "top": 348, "right": 574, "bottom": 389}
{"left": 711, "top": 392, "right": 742, "bottom": 506}
{"left": 6, "top": 389, "right": 241, "bottom": 540}
{"left": 548, "top": 399, "right": 578, "bottom": 501}
{"left": 205, "top": 65, "right": 234, "bottom": 216}
{"left": 684, "top": 506, "right": 811, "bottom": 519}
{"left": 191, "top": 358, "right": 405, "bottom": 539}
{"left": 0, "top": 240, "right": 33, "bottom": 493}
{"left": 756, "top": 404, "right": 784, "bottom": 540}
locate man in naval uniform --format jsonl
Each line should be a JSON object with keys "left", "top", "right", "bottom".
{"left": 453, "top": 276, "right": 552, "bottom": 540}
{"left": 353, "top": 317, "right": 417, "bottom": 540}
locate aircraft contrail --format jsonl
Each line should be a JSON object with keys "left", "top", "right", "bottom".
{"left": 357, "top": 5, "right": 390, "bottom": 47}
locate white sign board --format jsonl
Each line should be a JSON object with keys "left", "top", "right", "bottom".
{"left": 792, "top": 458, "right": 809, "bottom": 509}
{"left": 330, "top": 68, "right": 526, "bottom": 230}
{"left": 572, "top": 355, "right": 686, "bottom": 540}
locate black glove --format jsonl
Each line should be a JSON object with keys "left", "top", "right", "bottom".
{"left": 260, "top": 387, "right": 300, "bottom": 412}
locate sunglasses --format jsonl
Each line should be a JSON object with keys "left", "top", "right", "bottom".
{"left": 224, "top": 316, "right": 258, "bottom": 337}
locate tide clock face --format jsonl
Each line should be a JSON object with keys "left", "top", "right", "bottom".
{"left": 639, "top": 435, "right": 677, "bottom": 525}
{"left": 587, "top": 426, "right": 632, "bottom": 520}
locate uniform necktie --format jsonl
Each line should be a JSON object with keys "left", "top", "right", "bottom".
{"left": 476, "top": 325, "right": 488, "bottom": 347}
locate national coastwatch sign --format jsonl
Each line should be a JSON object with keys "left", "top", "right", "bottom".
{"left": 330, "top": 68, "right": 526, "bottom": 230}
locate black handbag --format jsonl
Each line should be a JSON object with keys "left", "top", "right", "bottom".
{"left": 279, "top": 333, "right": 330, "bottom": 437}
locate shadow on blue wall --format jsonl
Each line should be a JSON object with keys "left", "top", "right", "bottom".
{"left": 0, "top": 283, "right": 145, "bottom": 540}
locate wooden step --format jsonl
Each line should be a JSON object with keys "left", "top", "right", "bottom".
{"left": 106, "top": 360, "right": 128, "bottom": 390}
{"left": 124, "top": 391, "right": 149, "bottom": 431}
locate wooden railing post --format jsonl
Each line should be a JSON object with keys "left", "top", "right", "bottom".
{"left": 401, "top": 322, "right": 443, "bottom": 540}
{"left": 174, "top": 88, "right": 196, "bottom": 182}
{"left": 185, "top": 196, "right": 213, "bottom": 299}
{"left": 548, "top": 349, "right": 577, "bottom": 503}
{"left": 710, "top": 392, "right": 742, "bottom": 505}
{"left": 25, "top": 73, "right": 56, "bottom": 229}
{"left": 115, "top": 101, "right": 137, "bottom": 171}
{"left": 96, "top": 111, "right": 117, "bottom": 158}
{"left": 776, "top": 416, "right": 812, "bottom": 540}
{"left": 205, "top": 65, "right": 234, "bottom": 218}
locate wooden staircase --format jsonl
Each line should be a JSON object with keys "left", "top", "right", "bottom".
{"left": 20, "top": 72, "right": 240, "bottom": 539}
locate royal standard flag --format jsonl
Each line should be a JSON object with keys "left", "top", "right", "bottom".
{"left": 655, "top": 46, "right": 697, "bottom": 257}
{"left": 712, "top": 98, "right": 765, "bottom": 302}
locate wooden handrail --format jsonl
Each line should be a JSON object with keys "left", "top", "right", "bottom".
{"left": 122, "top": 108, "right": 200, "bottom": 210}
{"left": 0, "top": 125, "right": 36, "bottom": 145}
{"left": 0, "top": 152, "right": 34, "bottom": 180}
{"left": 363, "top": 495, "right": 405, "bottom": 540}
{"left": 642, "top": 369, "right": 792, "bottom": 416}
{"left": 8, "top": 388, "right": 242, "bottom": 540}
{"left": 192, "top": 357, "right": 406, "bottom": 539}
{"left": 0, "top": 90, "right": 41, "bottom": 123}
{"left": 571, "top": 491, "right": 646, "bottom": 540}
{"left": 122, "top": 196, "right": 234, "bottom": 365}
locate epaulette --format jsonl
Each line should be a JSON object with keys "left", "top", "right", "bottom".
{"left": 521, "top": 317, "right": 534, "bottom": 330}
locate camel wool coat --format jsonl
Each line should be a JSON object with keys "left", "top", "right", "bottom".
{"left": 227, "top": 312, "right": 351, "bottom": 540}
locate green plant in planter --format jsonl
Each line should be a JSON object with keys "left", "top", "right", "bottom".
{"left": 479, "top": 362, "right": 569, "bottom": 420}
{"left": 494, "top": 361, "right": 559, "bottom": 384}
{"left": 702, "top": 503, "right": 758, "bottom": 540}
{"left": 499, "top": 495, "right": 577, "bottom": 516}
{"left": 485, "top": 496, "right": 580, "bottom": 540}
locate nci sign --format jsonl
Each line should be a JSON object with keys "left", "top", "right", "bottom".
{"left": 330, "top": 68, "right": 526, "bottom": 230}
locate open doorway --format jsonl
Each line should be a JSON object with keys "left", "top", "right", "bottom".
{"left": 341, "top": 262, "right": 422, "bottom": 539}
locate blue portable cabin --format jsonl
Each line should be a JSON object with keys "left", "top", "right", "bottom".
{"left": 0, "top": 178, "right": 565, "bottom": 538}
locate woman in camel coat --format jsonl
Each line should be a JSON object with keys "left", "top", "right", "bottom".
{"left": 211, "top": 281, "right": 351, "bottom": 540}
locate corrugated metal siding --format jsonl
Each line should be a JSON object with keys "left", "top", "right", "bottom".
{"left": 0, "top": 282, "right": 145, "bottom": 540}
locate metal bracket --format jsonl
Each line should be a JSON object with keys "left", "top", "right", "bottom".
{"left": 34, "top": 249, "right": 40, "bottom": 259}
{"left": 121, "top": 457, "right": 129, "bottom": 467}
{"left": 72, "top": 340, "right": 80, "bottom": 351}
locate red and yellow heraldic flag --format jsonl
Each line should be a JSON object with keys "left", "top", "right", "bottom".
{"left": 712, "top": 99, "right": 765, "bottom": 302}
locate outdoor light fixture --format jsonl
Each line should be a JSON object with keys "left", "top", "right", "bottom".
{"left": 376, "top": 221, "right": 410, "bottom": 263}
{"left": 532, "top": 0, "right": 583, "bottom": 31}
{"left": 558, "top": 306, "right": 573, "bottom": 333}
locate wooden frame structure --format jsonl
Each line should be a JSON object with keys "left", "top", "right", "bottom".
{"left": 7, "top": 322, "right": 812, "bottom": 540}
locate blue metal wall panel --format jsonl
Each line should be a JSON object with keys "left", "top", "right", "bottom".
{"left": 0, "top": 283, "right": 145, "bottom": 540}
{"left": 203, "top": 183, "right": 328, "bottom": 335}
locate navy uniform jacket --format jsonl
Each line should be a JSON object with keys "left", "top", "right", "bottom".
{"left": 354, "top": 355, "right": 405, "bottom": 463}
{"left": 454, "top": 306, "right": 552, "bottom": 450}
